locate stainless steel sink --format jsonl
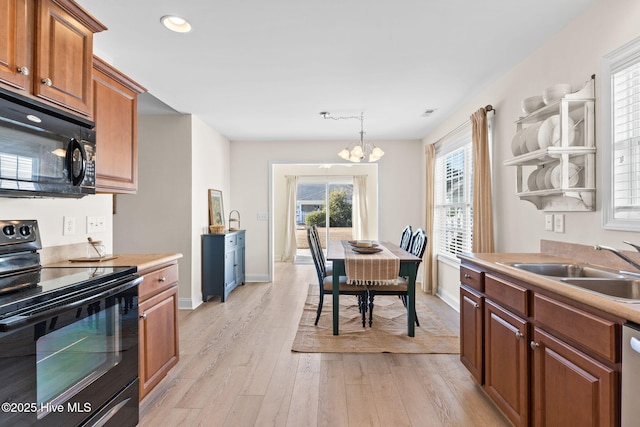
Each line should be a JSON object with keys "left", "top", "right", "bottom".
{"left": 561, "top": 278, "right": 640, "bottom": 302}
{"left": 503, "top": 263, "right": 626, "bottom": 279}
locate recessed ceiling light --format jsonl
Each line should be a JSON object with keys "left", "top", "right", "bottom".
{"left": 160, "top": 15, "right": 192, "bottom": 33}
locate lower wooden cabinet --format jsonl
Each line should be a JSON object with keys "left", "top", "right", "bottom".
{"left": 138, "top": 263, "right": 179, "bottom": 399}
{"left": 460, "top": 286, "right": 483, "bottom": 384}
{"left": 484, "top": 300, "right": 529, "bottom": 427}
{"left": 532, "top": 327, "right": 617, "bottom": 426}
{"left": 459, "top": 261, "right": 621, "bottom": 426}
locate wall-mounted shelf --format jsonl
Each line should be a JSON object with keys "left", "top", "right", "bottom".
{"left": 505, "top": 76, "right": 596, "bottom": 212}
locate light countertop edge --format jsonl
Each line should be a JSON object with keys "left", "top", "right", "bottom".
{"left": 46, "top": 253, "right": 183, "bottom": 273}
{"left": 458, "top": 252, "right": 640, "bottom": 324}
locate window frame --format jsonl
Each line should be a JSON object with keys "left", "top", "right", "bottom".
{"left": 434, "top": 127, "right": 474, "bottom": 262}
{"left": 602, "top": 36, "right": 640, "bottom": 231}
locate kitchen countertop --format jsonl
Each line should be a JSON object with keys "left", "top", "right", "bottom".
{"left": 459, "top": 252, "right": 640, "bottom": 324}
{"left": 46, "top": 253, "right": 183, "bottom": 273}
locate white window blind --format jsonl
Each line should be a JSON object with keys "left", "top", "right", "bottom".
{"left": 612, "top": 59, "right": 640, "bottom": 217}
{"left": 434, "top": 136, "right": 473, "bottom": 259}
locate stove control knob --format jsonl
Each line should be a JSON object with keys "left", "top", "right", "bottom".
{"left": 19, "top": 225, "right": 31, "bottom": 237}
{"left": 3, "top": 225, "right": 16, "bottom": 236}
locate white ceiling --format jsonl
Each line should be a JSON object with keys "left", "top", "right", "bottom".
{"left": 76, "top": 0, "right": 596, "bottom": 142}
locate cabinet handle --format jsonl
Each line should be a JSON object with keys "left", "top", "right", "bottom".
{"left": 474, "top": 303, "right": 479, "bottom": 309}
{"left": 41, "top": 77, "right": 52, "bottom": 87}
{"left": 530, "top": 341, "right": 540, "bottom": 350}
{"left": 158, "top": 277, "right": 166, "bottom": 282}
{"left": 139, "top": 313, "right": 147, "bottom": 319}
{"left": 515, "top": 331, "right": 524, "bottom": 339}
{"left": 464, "top": 274, "right": 471, "bottom": 279}
{"left": 17, "top": 66, "right": 29, "bottom": 76}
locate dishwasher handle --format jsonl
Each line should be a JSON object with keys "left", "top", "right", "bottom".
{"left": 631, "top": 336, "right": 640, "bottom": 354}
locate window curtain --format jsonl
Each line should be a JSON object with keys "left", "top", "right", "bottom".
{"left": 352, "top": 175, "right": 369, "bottom": 240}
{"left": 424, "top": 144, "right": 437, "bottom": 294}
{"left": 471, "top": 107, "right": 495, "bottom": 253}
{"left": 281, "top": 175, "right": 298, "bottom": 262}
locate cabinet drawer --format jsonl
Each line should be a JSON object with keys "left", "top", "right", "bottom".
{"left": 139, "top": 264, "right": 179, "bottom": 301}
{"left": 485, "top": 274, "right": 529, "bottom": 316}
{"left": 534, "top": 294, "right": 618, "bottom": 363}
{"left": 460, "top": 266, "right": 484, "bottom": 292}
{"left": 225, "top": 234, "right": 237, "bottom": 249}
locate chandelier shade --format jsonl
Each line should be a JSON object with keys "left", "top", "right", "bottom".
{"left": 320, "top": 112, "right": 385, "bottom": 163}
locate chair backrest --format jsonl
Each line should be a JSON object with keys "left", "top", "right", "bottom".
{"left": 307, "top": 226, "right": 326, "bottom": 285}
{"left": 399, "top": 225, "right": 412, "bottom": 251}
{"left": 409, "top": 228, "right": 428, "bottom": 263}
{"left": 310, "top": 224, "right": 326, "bottom": 267}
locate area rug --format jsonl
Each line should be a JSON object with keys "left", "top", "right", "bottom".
{"left": 292, "top": 284, "right": 460, "bottom": 353}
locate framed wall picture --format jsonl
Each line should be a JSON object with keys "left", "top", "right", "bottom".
{"left": 208, "top": 189, "right": 225, "bottom": 227}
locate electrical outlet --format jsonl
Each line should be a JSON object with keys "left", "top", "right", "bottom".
{"left": 63, "top": 216, "right": 76, "bottom": 235}
{"left": 87, "top": 216, "right": 106, "bottom": 233}
{"left": 545, "top": 214, "right": 554, "bottom": 231}
{"left": 554, "top": 214, "right": 565, "bottom": 233}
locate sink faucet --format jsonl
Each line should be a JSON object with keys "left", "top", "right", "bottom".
{"left": 594, "top": 243, "right": 640, "bottom": 271}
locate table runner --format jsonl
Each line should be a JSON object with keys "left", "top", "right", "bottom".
{"left": 342, "top": 241, "right": 400, "bottom": 285}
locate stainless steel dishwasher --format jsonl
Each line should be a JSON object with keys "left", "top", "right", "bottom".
{"left": 622, "top": 322, "right": 640, "bottom": 425}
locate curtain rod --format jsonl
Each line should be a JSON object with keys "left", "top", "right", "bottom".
{"left": 433, "top": 105, "right": 495, "bottom": 149}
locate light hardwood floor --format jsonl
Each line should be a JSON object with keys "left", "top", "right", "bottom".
{"left": 139, "top": 262, "right": 509, "bottom": 427}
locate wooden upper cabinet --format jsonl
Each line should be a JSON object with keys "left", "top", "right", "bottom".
{"left": 0, "top": 0, "right": 30, "bottom": 91}
{"left": 93, "top": 56, "right": 146, "bottom": 194}
{"left": 34, "top": 0, "right": 106, "bottom": 116}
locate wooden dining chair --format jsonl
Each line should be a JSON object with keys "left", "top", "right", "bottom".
{"left": 366, "top": 228, "right": 428, "bottom": 327}
{"left": 399, "top": 225, "right": 413, "bottom": 251}
{"left": 307, "top": 226, "right": 368, "bottom": 327}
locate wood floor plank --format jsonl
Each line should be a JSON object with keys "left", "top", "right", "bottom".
{"left": 318, "top": 359, "right": 349, "bottom": 427}
{"left": 139, "top": 262, "right": 509, "bottom": 427}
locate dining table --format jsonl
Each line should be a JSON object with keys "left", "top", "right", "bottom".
{"left": 326, "top": 240, "right": 422, "bottom": 337}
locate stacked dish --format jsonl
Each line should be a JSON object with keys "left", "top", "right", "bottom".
{"left": 521, "top": 95, "right": 545, "bottom": 114}
{"left": 526, "top": 162, "right": 581, "bottom": 191}
{"left": 538, "top": 115, "right": 577, "bottom": 148}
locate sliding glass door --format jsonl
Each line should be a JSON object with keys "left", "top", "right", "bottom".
{"left": 296, "top": 177, "right": 353, "bottom": 260}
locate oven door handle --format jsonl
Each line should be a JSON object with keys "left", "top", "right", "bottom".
{"left": 0, "top": 275, "right": 143, "bottom": 332}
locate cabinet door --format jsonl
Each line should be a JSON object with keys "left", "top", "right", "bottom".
{"left": 460, "top": 286, "right": 483, "bottom": 384}
{"left": 35, "top": 0, "right": 94, "bottom": 115}
{"left": 484, "top": 300, "right": 529, "bottom": 427}
{"left": 531, "top": 327, "right": 617, "bottom": 427}
{"left": 225, "top": 250, "right": 236, "bottom": 289}
{"left": 93, "top": 58, "right": 144, "bottom": 193}
{"left": 0, "top": 0, "right": 29, "bottom": 91}
{"left": 139, "top": 286, "right": 179, "bottom": 399}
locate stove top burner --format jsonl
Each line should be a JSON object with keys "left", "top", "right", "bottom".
{"left": 0, "top": 265, "right": 137, "bottom": 317}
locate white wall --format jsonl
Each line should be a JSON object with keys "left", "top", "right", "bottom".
{"left": 189, "top": 115, "right": 232, "bottom": 305}
{"left": 0, "top": 194, "right": 113, "bottom": 251}
{"left": 230, "top": 139, "right": 423, "bottom": 281}
{"left": 272, "top": 163, "right": 379, "bottom": 260}
{"left": 424, "top": 0, "right": 640, "bottom": 307}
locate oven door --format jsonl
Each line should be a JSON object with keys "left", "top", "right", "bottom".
{"left": 0, "top": 276, "right": 140, "bottom": 426}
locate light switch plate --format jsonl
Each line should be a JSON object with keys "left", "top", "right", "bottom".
{"left": 257, "top": 212, "right": 269, "bottom": 221}
{"left": 87, "top": 216, "right": 106, "bottom": 233}
{"left": 545, "top": 214, "right": 554, "bottom": 231}
{"left": 63, "top": 216, "right": 76, "bottom": 235}
{"left": 554, "top": 214, "right": 565, "bottom": 233}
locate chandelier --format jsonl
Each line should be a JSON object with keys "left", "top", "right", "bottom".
{"left": 320, "top": 112, "right": 385, "bottom": 163}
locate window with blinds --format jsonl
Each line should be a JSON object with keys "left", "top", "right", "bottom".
{"left": 434, "top": 139, "right": 473, "bottom": 259}
{"left": 612, "top": 59, "right": 640, "bottom": 218}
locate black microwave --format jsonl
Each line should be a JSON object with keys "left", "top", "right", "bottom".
{"left": 0, "top": 88, "right": 96, "bottom": 198}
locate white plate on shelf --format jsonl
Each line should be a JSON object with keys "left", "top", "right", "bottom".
{"left": 544, "top": 164, "right": 557, "bottom": 190}
{"left": 550, "top": 162, "right": 581, "bottom": 189}
{"left": 524, "top": 122, "right": 543, "bottom": 152}
{"left": 536, "top": 166, "right": 548, "bottom": 190}
{"left": 511, "top": 128, "right": 526, "bottom": 156}
{"left": 527, "top": 169, "right": 539, "bottom": 191}
{"left": 538, "top": 115, "right": 576, "bottom": 148}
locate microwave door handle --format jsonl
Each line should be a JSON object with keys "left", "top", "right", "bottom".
{"left": 66, "top": 138, "right": 86, "bottom": 186}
